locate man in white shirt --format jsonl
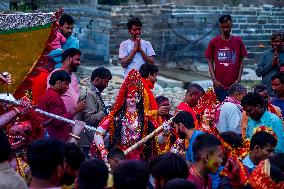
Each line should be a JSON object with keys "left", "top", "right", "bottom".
{"left": 119, "top": 18, "right": 156, "bottom": 77}
{"left": 216, "top": 83, "right": 247, "bottom": 135}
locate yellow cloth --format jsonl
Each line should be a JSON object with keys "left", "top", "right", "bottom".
{"left": 143, "top": 88, "right": 162, "bottom": 124}
{"left": 106, "top": 173, "right": 114, "bottom": 189}
{"left": 62, "top": 184, "right": 74, "bottom": 189}
{"left": 0, "top": 24, "right": 51, "bottom": 94}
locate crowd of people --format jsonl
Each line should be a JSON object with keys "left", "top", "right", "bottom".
{"left": 0, "top": 12, "right": 284, "bottom": 189}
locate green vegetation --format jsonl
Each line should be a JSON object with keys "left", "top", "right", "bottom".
{"left": 10, "top": 0, "right": 47, "bottom": 11}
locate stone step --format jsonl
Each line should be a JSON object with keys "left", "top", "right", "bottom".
{"left": 243, "top": 40, "right": 269, "bottom": 46}
{"left": 246, "top": 46, "right": 270, "bottom": 52}
{"left": 241, "top": 34, "right": 272, "bottom": 40}
{"left": 246, "top": 52, "right": 264, "bottom": 59}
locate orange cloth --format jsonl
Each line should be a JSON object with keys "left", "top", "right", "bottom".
{"left": 142, "top": 79, "right": 162, "bottom": 124}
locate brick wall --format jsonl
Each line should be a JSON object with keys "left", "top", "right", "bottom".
{"left": 64, "top": 7, "right": 111, "bottom": 64}
{"left": 55, "top": 5, "right": 284, "bottom": 68}
{"left": 109, "top": 5, "right": 284, "bottom": 68}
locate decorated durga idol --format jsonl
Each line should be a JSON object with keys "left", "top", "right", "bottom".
{"left": 193, "top": 87, "right": 219, "bottom": 133}
{"left": 90, "top": 69, "right": 160, "bottom": 161}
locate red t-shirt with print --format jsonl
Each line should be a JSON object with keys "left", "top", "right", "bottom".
{"left": 205, "top": 35, "right": 247, "bottom": 89}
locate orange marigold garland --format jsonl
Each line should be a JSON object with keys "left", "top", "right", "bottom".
{"left": 253, "top": 126, "right": 278, "bottom": 141}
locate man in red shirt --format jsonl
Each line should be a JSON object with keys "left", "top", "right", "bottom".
{"left": 38, "top": 70, "right": 85, "bottom": 141}
{"left": 176, "top": 84, "right": 205, "bottom": 125}
{"left": 205, "top": 14, "right": 247, "bottom": 102}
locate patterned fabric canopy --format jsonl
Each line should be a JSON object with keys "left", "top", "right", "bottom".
{"left": 0, "top": 10, "right": 62, "bottom": 98}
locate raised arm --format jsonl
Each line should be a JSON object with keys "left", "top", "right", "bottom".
{"left": 255, "top": 52, "right": 276, "bottom": 77}
{"left": 139, "top": 41, "right": 155, "bottom": 64}
{"left": 119, "top": 40, "right": 139, "bottom": 68}
{"left": 0, "top": 109, "right": 19, "bottom": 128}
{"left": 93, "top": 118, "right": 110, "bottom": 162}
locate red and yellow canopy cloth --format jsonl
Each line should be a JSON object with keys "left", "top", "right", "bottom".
{"left": 0, "top": 10, "right": 62, "bottom": 99}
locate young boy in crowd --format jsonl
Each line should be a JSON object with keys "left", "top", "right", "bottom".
{"left": 149, "top": 152, "right": 189, "bottom": 189}
{"left": 156, "top": 96, "right": 172, "bottom": 122}
{"left": 78, "top": 159, "right": 109, "bottom": 189}
{"left": 113, "top": 160, "right": 149, "bottom": 189}
{"left": 60, "top": 143, "right": 85, "bottom": 189}
{"left": 106, "top": 147, "right": 126, "bottom": 189}
{"left": 242, "top": 130, "right": 277, "bottom": 173}
{"left": 188, "top": 133, "right": 223, "bottom": 189}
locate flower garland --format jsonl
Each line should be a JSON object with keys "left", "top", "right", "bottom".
{"left": 154, "top": 134, "right": 171, "bottom": 155}
{"left": 250, "top": 159, "right": 284, "bottom": 188}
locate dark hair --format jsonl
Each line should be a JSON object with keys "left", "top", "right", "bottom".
{"left": 78, "top": 159, "right": 109, "bottom": 189}
{"left": 59, "top": 14, "right": 74, "bottom": 26}
{"left": 62, "top": 48, "right": 81, "bottom": 62}
{"left": 193, "top": 133, "right": 222, "bottom": 162}
{"left": 219, "top": 14, "right": 232, "bottom": 24}
{"left": 149, "top": 152, "right": 189, "bottom": 182}
{"left": 113, "top": 160, "right": 149, "bottom": 189}
{"left": 27, "top": 139, "right": 64, "bottom": 179}
{"left": 187, "top": 83, "right": 205, "bottom": 95}
{"left": 254, "top": 84, "right": 268, "bottom": 94}
{"left": 269, "top": 153, "right": 284, "bottom": 182}
{"left": 156, "top": 96, "right": 169, "bottom": 105}
{"left": 127, "top": 18, "right": 142, "bottom": 30}
{"left": 91, "top": 67, "right": 112, "bottom": 81}
{"left": 49, "top": 70, "right": 71, "bottom": 85}
{"left": 228, "top": 83, "right": 247, "bottom": 96}
{"left": 0, "top": 129, "right": 11, "bottom": 162}
{"left": 107, "top": 147, "right": 125, "bottom": 161}
{"left": 139, "top": 63, "right": 158, "bottom": 78}
{"left": 241, "top": 92, "right": 264, "bottom": 108}
{"left": 271, "top": 72, "right": 284, "bottom": 84}
{"left": 64, "top": 143, "right": 85, "bottom": 170}
{"left": 220, "top": 131, "right": 243, "bottom": 149}
{"left": 250, "top": 131, "right": 277, "bottom": 151}
{"left": 271, "top": 31, "right": 283, "bottom": 41}
{"left": 163, "top": 178, "right": 196, "bottom": 189}
{"left": 172, "top": 111, "right": 195, "bottom": 130}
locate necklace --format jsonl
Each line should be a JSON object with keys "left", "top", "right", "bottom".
{"left": 125, "top": 111, "right": 138, "bottom": 125}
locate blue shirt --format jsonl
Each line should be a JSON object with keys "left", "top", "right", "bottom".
{"left": 242, "top": 155, "right": 255, "bottom": 174}
{"left": 62, "top": 36, "right": 79, "bottom": 50}
{"left": 186, "top": 130, "right": 204, "bottom": 162}
{"left": 271, "top": 96, "right": 284, "bottom": 118}
{"left": 246, "top": 110, "right": 284, "bottom": 153}
{"left": 48, "top": 35, "right": 79, "bottom": 68}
